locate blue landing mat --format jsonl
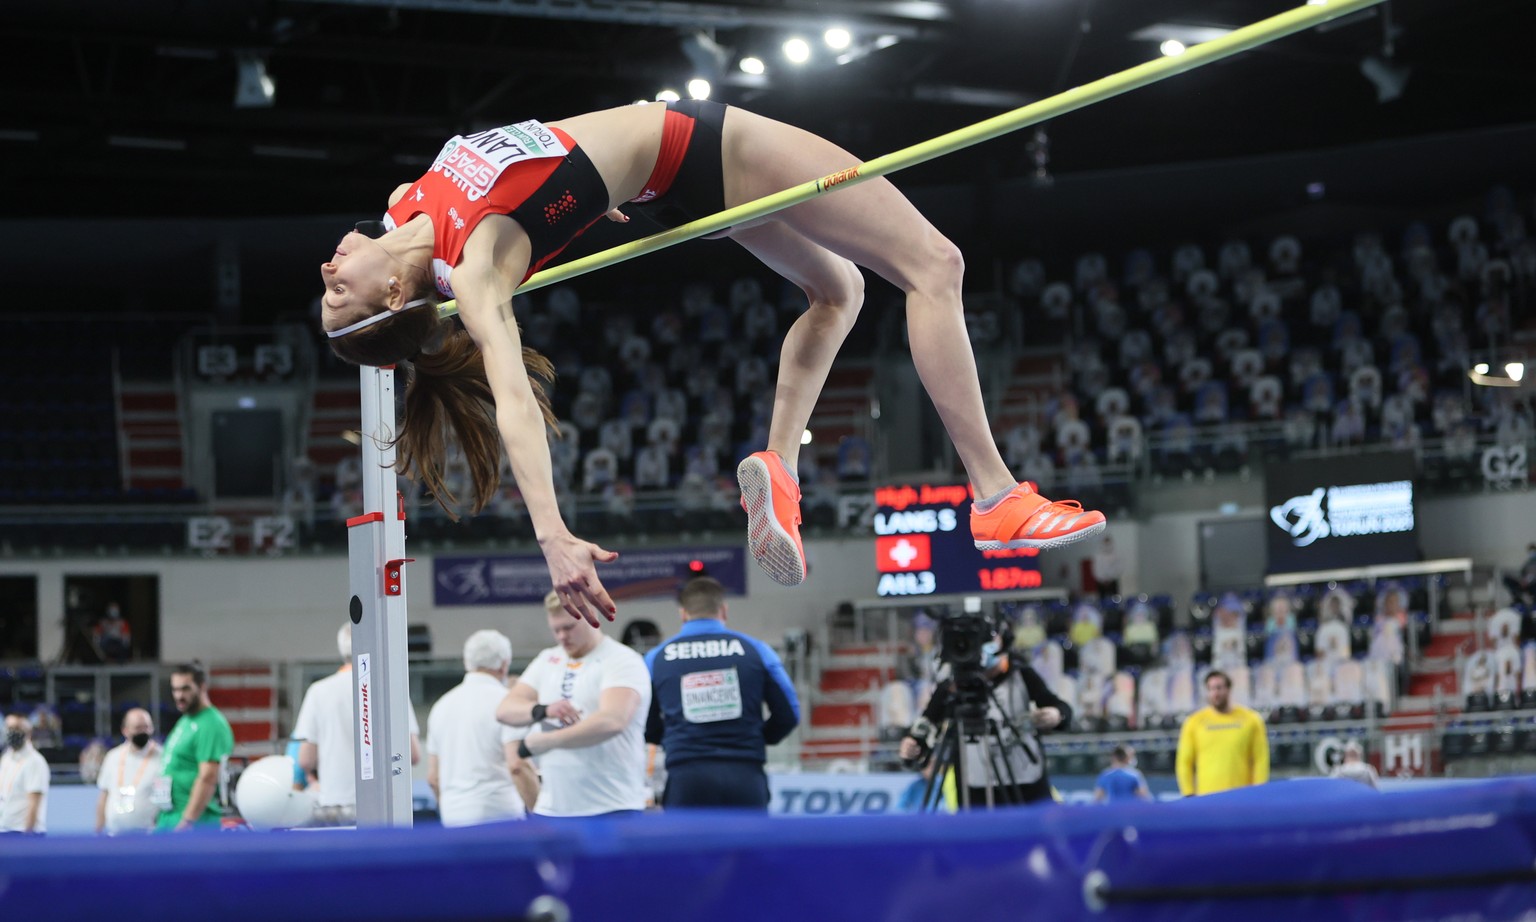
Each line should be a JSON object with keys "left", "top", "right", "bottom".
{"left": 3, "top": 777, "right": 1533, "bottom": 922}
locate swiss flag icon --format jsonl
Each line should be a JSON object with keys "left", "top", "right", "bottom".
{"left": 876, "top": 534, "right": 931, "bottom": 572}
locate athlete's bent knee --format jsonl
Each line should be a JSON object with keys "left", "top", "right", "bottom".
{"left": 906, "top": 233, "right": 965, "bottom": 296}
{"left": 807, "top": 260, "right": 865, "bottom": 323}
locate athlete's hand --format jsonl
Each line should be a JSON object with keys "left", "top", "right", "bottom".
{"left": 1031, "top": 706, "right": 1062, "bottom": 730}
{"left": 540, "top": 531, "right": 619, "bottom": 626}
{"left": 604, "top": 208, "right": 630, "bottom": 223}
{"left": 544, "top": 700, "right": 581, "bottom": 727}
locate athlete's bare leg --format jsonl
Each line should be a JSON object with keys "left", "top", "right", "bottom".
{"left": 728, "top": 222, "right": 865, "bottom": 473}
{"left": 720, "top": 108, "right": 1016, "bottom": 498}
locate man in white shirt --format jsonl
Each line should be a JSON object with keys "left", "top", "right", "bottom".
{"left": 1, "top": 713, "right": 49, "bottom": 834}
{"left": 427, "top": 630, "right": 538, "bottom": 827}
{"left": 292, "top": 623, "right": 422, "bottom": 825}
{"left": 95, "top": 708, "right": 161, "bottom": 835}
{"left": 498, "top": 592, "right": 652, "bottom": 818}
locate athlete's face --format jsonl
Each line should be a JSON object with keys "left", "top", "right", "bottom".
{"left": 319, "top": 231, "right": 396, "bottom": 331}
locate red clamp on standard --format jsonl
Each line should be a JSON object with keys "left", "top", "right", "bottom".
{"left": 384, "top": 558, "right": 416, "bottom": 596}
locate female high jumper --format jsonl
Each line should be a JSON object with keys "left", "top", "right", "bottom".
{"left": 322, "top": 100, "right": 1105, "bottom": 625}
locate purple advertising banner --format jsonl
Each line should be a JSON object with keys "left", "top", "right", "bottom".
{"left": 434, "top": 546, "right": 747, "bottom": 606}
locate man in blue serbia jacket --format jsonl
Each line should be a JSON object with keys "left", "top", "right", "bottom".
{"left": 645, "top": 577, "right": 800, "bottom": 809}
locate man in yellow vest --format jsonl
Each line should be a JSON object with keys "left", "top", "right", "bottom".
{"left": 1176, "top": 670, "right": 1269, "bottom": 796}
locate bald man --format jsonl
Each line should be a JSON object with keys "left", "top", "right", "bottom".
{"left": 96, "top": 708, "right": 162, "bottom": 835}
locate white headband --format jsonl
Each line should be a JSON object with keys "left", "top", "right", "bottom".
{"left": 325, "top": 298, "right": 433, "bottom": 339}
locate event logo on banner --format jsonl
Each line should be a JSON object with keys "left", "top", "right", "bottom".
{"left": 1264, "top": 451, "right": 1420, "bottom": 574}
{"left": 434, "top": 546, "right": 746, "bottom": 606}
{"left": 1269, "top": 481, "right": 1414, "bottom": 547}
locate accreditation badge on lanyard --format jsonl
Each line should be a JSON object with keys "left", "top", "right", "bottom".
{"left": 116, "top": 752, "right": 153, "bottom": 814}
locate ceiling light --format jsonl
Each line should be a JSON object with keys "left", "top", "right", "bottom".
{"left": 656, "top": 88, "right": 681, "bottom": 102}
{"left": 801, "top": 429, "right": 814, "bottom": 445}
{"left": 824, "top": 28, "right": 852, "bottom": 51}
{"left": 687, "top": 78, "right": 711, "bottom": 100}
{"left": 1160, "top": 39, "right": 1186, "bottom": 57}
{"left": 783, "top": 37, "right": 811, "bottom": 64}
{"left": 739, "top": 56, "right": 765, "bottom": 75}
{"left": 1469, "top": 359, "right": 1529, "bottom": 387}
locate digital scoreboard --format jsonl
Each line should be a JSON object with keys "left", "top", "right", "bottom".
{"left": 873, "top": 483, "right": 1041, "bottom": 597}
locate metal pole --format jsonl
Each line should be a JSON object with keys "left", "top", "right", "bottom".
{"left": 347, "top": 364, "right": 415, "bottom": 827}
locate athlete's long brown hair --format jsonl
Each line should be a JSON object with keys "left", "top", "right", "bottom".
{"left": 327, "top": 305, "right": 557, "bottom": 518}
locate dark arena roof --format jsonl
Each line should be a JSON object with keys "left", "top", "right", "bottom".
{"left": 3, "top": 0, "right": 1533, "bottom": 220}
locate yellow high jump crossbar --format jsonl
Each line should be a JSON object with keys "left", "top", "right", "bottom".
{"left": 438, "top": 0, "right": 1385, "bottom": 316}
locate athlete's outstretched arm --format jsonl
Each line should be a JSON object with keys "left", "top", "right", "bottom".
{"left": 453, "top": 234, "right": 617, "bottom": 625}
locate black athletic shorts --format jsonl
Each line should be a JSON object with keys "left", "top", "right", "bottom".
{"left": 632, "top": 99, "right": 728, "bottom": 229}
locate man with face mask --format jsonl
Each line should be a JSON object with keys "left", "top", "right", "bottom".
{"left": 898, "top": 619, "right": 1072, "bottom": 808}
{"left": 95, "top": 708, "right": 161, "bottom": 835}
{"left": 1, "top": 713, "right": 50, "bottom": 834}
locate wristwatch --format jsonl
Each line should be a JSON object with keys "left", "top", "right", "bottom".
{"left": 531, "top": 703, "right": 547, "bottom": 723}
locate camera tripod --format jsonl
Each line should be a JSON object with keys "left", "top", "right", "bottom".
{"left": 916, "top": 674, "right": 1041, "bottom": 811}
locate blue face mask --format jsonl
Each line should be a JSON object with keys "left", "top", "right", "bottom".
{"left": 981, "top": 639, "right": 1003, "bottom": 670}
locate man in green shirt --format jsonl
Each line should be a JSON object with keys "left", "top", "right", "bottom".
{"left": 153, "top": 664, "right": 234, "bottom": 832}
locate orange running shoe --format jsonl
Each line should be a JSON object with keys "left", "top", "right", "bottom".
{"left": 737, "top": 450, "right": 807, "bottom": 586}
{"left": 970, "top": 482, "right": 1107, "bottom": 551}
